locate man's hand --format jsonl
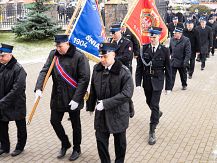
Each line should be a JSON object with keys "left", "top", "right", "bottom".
{"left": 165, "top": 90, "right": 171, "bottom": 95}
{"left": 96, "top": 100, "right": 104, "bottom": 111}
{"left": 34, "top": 90, "right": 42, "bottom": 102}
{"left": 69, "top": 100, "right": 79, "bottom": 110}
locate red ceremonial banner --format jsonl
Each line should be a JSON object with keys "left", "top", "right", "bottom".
{"left": 124, "top": 0, "right": 168, "bottom": 45}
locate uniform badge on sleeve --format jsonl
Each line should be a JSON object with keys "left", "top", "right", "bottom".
{"left": 129, "top": 47, "right": 132, "bottom": 51}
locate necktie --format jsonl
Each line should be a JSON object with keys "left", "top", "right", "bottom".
{"left": 152, "top": 47, "right": 155, "bottom": 53}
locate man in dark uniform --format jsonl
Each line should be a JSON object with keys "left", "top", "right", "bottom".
{"left": 35, "top": 35, "right": 90, "bottom": 161}
{"left": 169, "top": 27, "right": 191, "bottom": 90}
{"left": 195, "top": 17, "right": 213, "bottom": 70}
{"left": 183, "top": 20, "right": 200, "bottom": 79}
{"left": 135, "top": 27, "right": 172, "bottom": 145}
{"left": 86, "top": 43, "right": 134, "bottom": 163}
{"left": 0, "top": 43, "right": 27, "bottom": 157}
{"left": 121, "top": 24, "right": 140, "bottom": 58}
{"left": 110, "top": 24, "right": 133, "bottom": 73}
{"left": 168, "top": 16, "right": 184, "bottom": 37}
{"left": 110, "top": 23, "right": 135, "bottom": 118}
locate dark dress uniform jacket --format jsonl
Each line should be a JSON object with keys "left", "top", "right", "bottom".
{"left": 195, "top": 25, "right": 213, "bottom": 54}
{"left": 0, "top": 57, "right": 27, "bottom": 121}
{"left": 86, "top": 61, "right": 134, "bottom": 133}
{"left": 183, "top": 28, "right": 200, "bottom": 54}
{"left": 35, "top": 44, "right": 90, "bottom": 112}
{"left": 136, "top": 44, "right": 172, "bottom": 91}
{"left": 169, "top": 36, "right": 191, "bottom": 67}
{"left": 115, "top": 37, "right": 133, "bottom": 69}
{"left": 122, "top": 28, "right": 140, "bottom": 57}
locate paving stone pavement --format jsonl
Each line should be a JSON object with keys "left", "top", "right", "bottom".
{"left": 1, "top": 54, "right": 217, "bottom": 163}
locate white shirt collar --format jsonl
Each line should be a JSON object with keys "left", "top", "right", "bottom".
{"left": 105, "top": 62, "right": 114, "bottom": 70}
{"left": 151, "top": 43, "right": 159, "bottom": 52}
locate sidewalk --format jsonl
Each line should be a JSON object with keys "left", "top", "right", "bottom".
{"left": 1, "top": 54, "right": 217, "bottom": 163}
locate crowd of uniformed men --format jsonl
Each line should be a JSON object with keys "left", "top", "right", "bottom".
{"left": 0, "top": 7, "right": 216, "bottom": 163}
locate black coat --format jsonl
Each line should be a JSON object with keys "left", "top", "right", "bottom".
{"left": 169, "top": 35, "right": 191, "bottom": 68}
{"left": 122, "top": 28, "right": 140, "bottom": 57}
{"left": 35, "top": 44, "right": 90, "bottom": 112}
{"left": 183, "top": 28, "right": 200, "bottom": 54}
{"left": 86, "top": 61, "right": 134, "bottom": 133}
{"left": 0, "top": 57, "right": 27, "bottom": 121}
{"left": 195, "top": 25, "right": 213, "bottom": 54}
{"left": 114, "top": 37, "right": 133, "bottom": 69}
{"left": 136, "top": 44, "right": 172, "bottom": 91}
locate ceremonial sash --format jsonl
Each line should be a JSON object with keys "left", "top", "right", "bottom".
{"left": 55, "top": 57, "right": 78, "bottom": 89}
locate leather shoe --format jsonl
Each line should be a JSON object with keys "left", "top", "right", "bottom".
{"left": 148, "top": 132, "right": 156, "bottom": 145}
{"left": 0, "top": 149, "right": 9, "bottom": 155}
{"left": 182, "top": 86, "right": 187, "bottom": 90}
{"left": 11, "top": 149, "right": 23, "bottom": 157}
{"left": 69, "top": 150, "right": 81, "bottom": 161}
{"left": 159, "top": 111, "right": 163, "bottom": 118}
{"left": 188, "top": 75, "right": 192, "bottom": 79}
{"left": 57, "top": 144, "right": 71, "bottom": 159}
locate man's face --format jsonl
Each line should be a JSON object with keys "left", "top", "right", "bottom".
{"left": 200, "top": 21, "right": 206, "bottom": 28}
{"left": 209, "top": 19, "right": 214, "bottom": 24}
{"left": 100, "top": 51, "right": 115, "bottom": 67}
{"left": 55, "top": 42, "right": 70, "bottom": 55}
{"left": 111, "top": 30, "right": 121, "bottom": 41}
{"left": 186, "top": 23, "right": 194, "bottom": 31}
{"left": 173, "top": 32, "right": 182, "bottom": 39}
{"left": 173, "top": 19, "right": 178, "bottom": 24}
{"left": 0, "top": 53, "right": 12, "bottom": 64}
{"left": 149, "top": 34, "right": 160, "bottom": 45}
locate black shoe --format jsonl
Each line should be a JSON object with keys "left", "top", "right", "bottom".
{"left": 188, "top": 75, "right": 192, "bottom": 79}
{"left": 148, "top": 132, "right": 156, "bottom": 145}
{"left": 182, "top": 86, "right": 187, "bottom": 90}
{"left": 0, "top": 149, "right": 9, "bottom": 155}
{"left": 11, "top": 149, "right": 23, "bottom": 157}
{"left": 57, "top": 144, "right": 71, "bottom": 159}
{"left": 212, "top": 53, "right": 214, "bottom": 56}
{"left": 159, "top": 111, "right": 163, "bottom": 118}
{"left": 69, "top": 150, "right": 81, "bottom": 161}
{"left": 201, "top": 67, "right": 204, "bottom": 71}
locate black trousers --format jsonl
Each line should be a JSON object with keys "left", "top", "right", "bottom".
{"left": 188, "top": 52, "right": 196, "bottom": 76}
{"left": 200, "top": 53, "right": 206, "bottom": 68}
{"left": 95, "top": 131, "right": 126, "bottom": 163}
{"left": 50, "top": 109, "right": 81, "bottom": 152}
{"left": 144, "top": 90, "right": 162, "bottom": 126}
{"left": 171, "top": 67, "right": 187, "bottom": 89}
{"left": 0, "top": 118, "right": 27, "bottom": 152}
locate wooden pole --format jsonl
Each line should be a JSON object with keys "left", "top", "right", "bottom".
{"left": 27, "top": 0, "right": 83, "bottom": 125}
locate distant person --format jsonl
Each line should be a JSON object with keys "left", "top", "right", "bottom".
{"left": 169, "top": 28, "right": 191, "bottom": 90}
{"left": 195, "top": 17, "right": 213, "bottom": 70}
{"left": 168, "top": 16, "right": 184, "bottom": 37}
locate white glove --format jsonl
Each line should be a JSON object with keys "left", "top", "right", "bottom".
{"left": 34, "top": 90, "right": 42, "bottom": 102}
{"left": 69, "top": 100, "right": 79, "bottom": 110}
{"left": 96, "top": 100, "right": 104, "bottom": 111}
{"left": 165, "top": 90, "right": 171, "bottom": 95}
